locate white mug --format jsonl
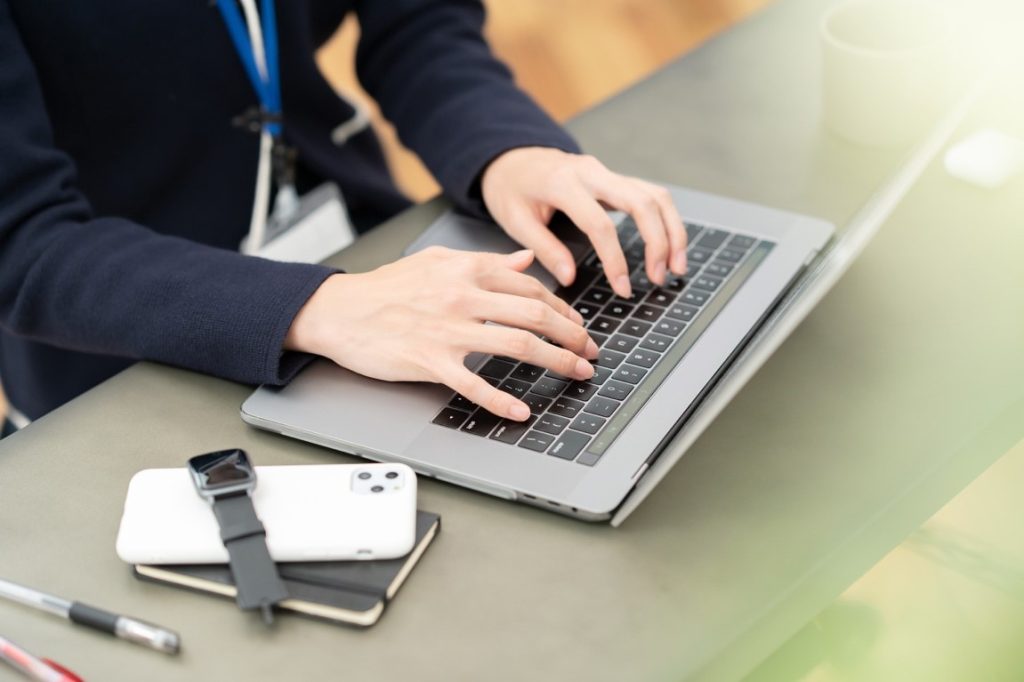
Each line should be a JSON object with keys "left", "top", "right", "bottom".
{"left": 821, "top": 0, "right": 951, "bottom": 147}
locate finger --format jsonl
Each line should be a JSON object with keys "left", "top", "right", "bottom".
{"left": 443, "top": 365, "right": 531, "bottom": 421}
{"left": 469, "top": 291, "right": 597, "bottom": 358}
{"left": 480, "top": 267, "right": 584, "bottom": 326}
{"left": 551, "top": 183, "right": 631, "bottom": 299}
{"left": 638, "top": 180, "right": 688, "bottom": 275}
{"left": 586, "top": 176, "right": 671, "bottom": 286}
{"left": 465, "top": 325, "right": 595, "bottom": 382}
{"left": 499, "top": 207, "right": 578, "bottom": 287}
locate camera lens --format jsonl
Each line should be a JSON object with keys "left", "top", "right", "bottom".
{"left": 385, "top": 471, "right": 398, "bottom": 479}
{"left": 358, "top": 472, "right": 371, "bottom": 480}
{"left": 371, "top": 485, "right": 384, "bottom": 493}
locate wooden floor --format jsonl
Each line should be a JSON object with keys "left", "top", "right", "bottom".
{"left": 0, "top": 0, "right": 767, "bottom": 419}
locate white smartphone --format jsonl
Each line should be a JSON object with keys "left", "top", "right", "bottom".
{"left": 116, "top": 463, "right": 417, "bottom": 564}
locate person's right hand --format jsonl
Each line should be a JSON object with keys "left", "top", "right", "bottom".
{"left": 284, "top": 247, "right": 598, "bottom": 422}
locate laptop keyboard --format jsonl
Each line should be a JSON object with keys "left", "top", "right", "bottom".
{"left": 431, "top": 218, "right": 775, "bottom": 466}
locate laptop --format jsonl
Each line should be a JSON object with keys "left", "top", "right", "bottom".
{"left": 242, "top": 182, "right": 837, "bottom": 523}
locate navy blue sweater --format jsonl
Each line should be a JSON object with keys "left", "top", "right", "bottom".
{"left": 0, "top": 0, "right": 578, "bottom": 420}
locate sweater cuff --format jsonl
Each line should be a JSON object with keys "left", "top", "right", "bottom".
{"left": 255, "top": 261, "right": 339, "bottom": 386}
{"left": 442, "top": 129, "right": 581, "bottom": 220}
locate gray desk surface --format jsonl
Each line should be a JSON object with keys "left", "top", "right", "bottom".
{"left": 2, "top": 1, "right": 1022, "bottom": 680}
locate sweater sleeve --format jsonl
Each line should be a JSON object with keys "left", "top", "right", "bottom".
{"left": 0, "top": 1, "right": 334, "bottom": 386}
{"left": 353, "top": 0, "right": 581, "bottom": 216}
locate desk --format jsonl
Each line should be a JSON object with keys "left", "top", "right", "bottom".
{"left": 1, "top": 0, "right": 1021, "bottom": 680}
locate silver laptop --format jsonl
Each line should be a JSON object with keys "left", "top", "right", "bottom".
{"left": 242, "top": 183, "right": 835, "bottom": 522}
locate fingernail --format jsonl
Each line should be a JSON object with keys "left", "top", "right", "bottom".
{"left": 556, "top": 262, "right": 574, "bottom": 286}
{"left": 614, "top": 275, "right": 632, "bottom": 299}
{"left": 585, "top": 338, "right": 599, "bottom": 358}
{"left": 653, "top": 261, "right": 667, "bottom": 285}
{"left": 509, "top": 402, "right": 530, "bottom": 421}
{"left": 508, "top": 249, "right": 533, "bottom": 263}
{"left": 672, "top": 250, "right": 687, "bottom": 275}
{"left": 575, "top": 358, "right": 595, "bottom": 378}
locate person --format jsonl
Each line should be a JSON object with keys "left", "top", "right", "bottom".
{"left": 0, "top": 0, "right": 687, "bottom": 438}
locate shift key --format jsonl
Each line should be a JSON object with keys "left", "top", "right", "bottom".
{"left": 548, "top": 430, "right": 590, "bottom": 460}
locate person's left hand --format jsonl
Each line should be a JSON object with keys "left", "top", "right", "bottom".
{"left": 481, "top": 147, "right": 688, "bottom": 300}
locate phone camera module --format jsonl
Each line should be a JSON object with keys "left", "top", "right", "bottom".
{"left": 371, "top": 485, "right": 384, "bottom": 493}
{"left": 357, "top": 472, "right": 372, "bottom": 480}
{"left": 385, "top": 471, "right": 398, "bottom": 479}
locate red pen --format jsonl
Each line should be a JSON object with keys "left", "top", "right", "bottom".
{"left": 0, "top": 635, "right": 82, "bottom": 682}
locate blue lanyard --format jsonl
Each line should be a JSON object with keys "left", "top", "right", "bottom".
{"left": 216, "top": 0, "right": 282, "bottom": 137}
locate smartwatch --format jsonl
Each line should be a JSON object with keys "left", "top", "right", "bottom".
{"left": 187, "top": 449, "right": 288, "bottom": 624}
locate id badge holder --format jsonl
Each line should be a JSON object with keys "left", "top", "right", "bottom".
{"left": 250, "top": 183, "right": 357, "bottom": 264}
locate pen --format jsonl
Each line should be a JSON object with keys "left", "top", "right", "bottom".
{"left": 0, "top": 634, "right": 81, "bottom": 682}
{"left": 0, "top": 578, "right": 180, "bottom": 655}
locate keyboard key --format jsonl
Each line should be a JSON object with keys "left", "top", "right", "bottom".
{"left": 544, "top": 369, "right": 571, "bottom": 382}
{"left": 499, "top": 379, "right": 532, "bottom": 398}
{"left": 589, "top": 316, "right": 620, "bottom": 335}
{"left": 692, "top": 275, "right": 724, "bottom": 292}
{"left": 588, "top": 332, "right": 609, "bottom": 348}
{"left": 449, "top": 394, "right": 475, "bottom": 411}
{"left": 570, "top": 413, "right": 606, "bottom": 435}
{"left": 523, "top": 393, "right": 552, "bottom": 415}
{"left": 717, "top": 248, "right": 744, "bottom": 263}
{"left": 629, "top": 271, "right": 654, "bottom": 293}
{"left": 587, "top": 366, "right": 612, "bottom": 386}
{"left": 598, "top": 380, "right": 634, "bottom": 401}
{"left": 482, "top": 376, "right": 500, "bottom": 387}
{"left": 666, "top": 303, "right": 699, "bottom": 322}
{"left": 606, "top": 334, "right": 638, "bottom": 353}
{"left": 654, "top": 319, "right": 686, "bottom": 336}
{"left": 565, "top": 382, "right": 599, "bottom": 401}
{"left": 479, "top": 358, "right": 515, "bottom": 380}
{"left": 632, "top": 304, "right": 664, "bottom": 323}
{"left": 729, "top": 234, "right": 756, "bottom": 249}
{"left": 603, "top": 302, "right": 634, "bottom": 319}
{"left": 664, "top": 276, "right": 687, "bottom": 292}
{"left": 620, "top": 319, "right": 652, "bottom": 338}
{"left": 548, "top": 430, "right": 590, "bottom": 460}
{"left": 626, "top": 348, "right": 660, "bottom": 368}
{"left": 680, "top": 289, "right": 710, "bottom": 307}
{"left": 549, "top": 397, "right": 586, "bottom": 418}
{"left": 582, "top": 288, "right": 614, "bottom": 306}
{"left": 519, "top": 431, "right": 555, "bottom": 452}
{"left": 687, "top": 247, "right": 713, "bottom": 264}
{"left": 594, "top": 349, "right": 626, "bottom": 369}
{"left": 577, "top": 452, "right": 602, "bottom": 466}
{"left": 613, "top": 365, "right": 647, "bottom": 384}
{"left": 433, "top": 408, "right": 470, "bottom": 429}
{"left": 584, "top": 396, "right": 620, "bottom": 418}
{"left": 490, "top": 416, "right": 535, "bottom": 444}
{"left": 624, "top": 243, "right": 644, "bottom": 269}
{"left": 555, "top": 265, "right": 599, "bottom": 303}
{"left": 695, "top": 228, "right": 728, "bottom": 250}
{"left": 461, "top": 409, "right": 502, "bottom": 437}
{"left": 532, "top": 376, "right": 568, "bottom": 398}
{"left": 573, "top": 301, "right": 600, "bottom": 319}
{"left": 685, "top": 223, "right": 703, "bottom": 243}
{"left": 640, "top": 333, "right": 673, "bottom": 353}
{"left": 646, "top": 289, "right": 675, "bottom": 307}
{"left": 511, "top": 363, "right": 543, "bottom": 382}
{"left": 535, "top": 413, "right": 570, "bottom": 435}
{"left": 704, "top": 261, "right": 733, "bottom": 278}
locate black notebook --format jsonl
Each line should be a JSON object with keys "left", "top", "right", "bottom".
{"left": 134, "top": 511, "right": 440, "bottom": 627}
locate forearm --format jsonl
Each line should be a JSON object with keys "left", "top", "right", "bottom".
{"left": 353, "top": 0, "right": 580, "bottom": 215}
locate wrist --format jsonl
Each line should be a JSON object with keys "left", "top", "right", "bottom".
{"left": 283, "top": 273, "right": 348, "bottom": 356}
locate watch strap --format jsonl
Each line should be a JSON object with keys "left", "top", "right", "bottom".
{"left": 211, "top": 493, "right": 289, "bottom": 617}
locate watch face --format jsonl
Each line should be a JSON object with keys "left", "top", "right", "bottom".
{"left": 188, "top": 449, "right": 255, "bottom": 492}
